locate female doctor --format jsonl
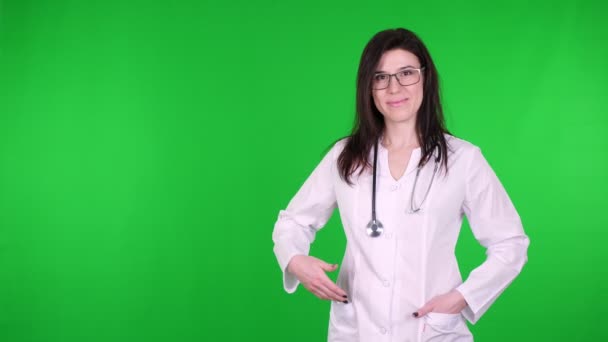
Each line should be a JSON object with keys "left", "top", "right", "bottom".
{"left": 272, "top": 28, "right": 529, "bottom": 341}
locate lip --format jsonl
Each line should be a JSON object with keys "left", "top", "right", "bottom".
{"left": 387, "top": 98, "right": 408, "bottom": 107}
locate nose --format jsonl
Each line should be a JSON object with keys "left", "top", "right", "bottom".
{"left": 387, "top": 74, "right": 402, "bottom": 93}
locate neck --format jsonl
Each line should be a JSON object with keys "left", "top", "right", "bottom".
{"left": 382, "top": 120, "right": 419, "bottom": 149}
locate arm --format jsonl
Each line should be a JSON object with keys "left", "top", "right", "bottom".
{"left": 455, "top": 147, "right": 530, "bottom": 324}
{"left": 272, "top": 144, "right": 339, "bottom": 294}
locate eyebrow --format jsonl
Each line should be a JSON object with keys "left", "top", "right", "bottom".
{"left": 374, "top": 65, "right": 417, "bottom": 74}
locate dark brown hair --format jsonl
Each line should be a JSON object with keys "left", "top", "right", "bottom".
{"left": 338, "top": 28, "right": 451, "bottom": 185}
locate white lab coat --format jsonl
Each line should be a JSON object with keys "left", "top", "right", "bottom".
{"left": 272, "top": 135, "right": 529, "bottom": 342}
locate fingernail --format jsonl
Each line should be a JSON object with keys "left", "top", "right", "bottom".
{"left": 412, "top": 312, "right": 419, "bottom": 317}
{"left": 342, "top": 295, "right": 348, "bottom": 298}
{"left": 343, "top": 300, "right": 349, "bottom": 304}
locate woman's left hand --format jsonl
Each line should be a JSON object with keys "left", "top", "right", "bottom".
{"left": 413, "top": 289, "right": 467, "bottom": 318}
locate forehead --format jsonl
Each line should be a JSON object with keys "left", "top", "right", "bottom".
{"left": 375, "top": 49, "right": 421, "bottom": 72}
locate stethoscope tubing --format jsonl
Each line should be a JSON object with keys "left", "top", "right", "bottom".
{"left": 367, "top": 140, "right": 438, "bottom": 237}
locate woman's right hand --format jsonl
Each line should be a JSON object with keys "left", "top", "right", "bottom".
{"left": 287, "top": 255, "right": 349, "bottom": 302}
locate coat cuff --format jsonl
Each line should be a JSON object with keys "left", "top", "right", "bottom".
{"left": 283, "top": 266, "right": 300, "bottom": 293}
{"left": 454, "top": 286, "right": 480, "bottom": 324}
{"left": 274, "top": 244, "right": 307, "bottom": 294}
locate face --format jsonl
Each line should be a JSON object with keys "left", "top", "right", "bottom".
{"left": 372, "top": 49, "right": 424, "bottom": 126}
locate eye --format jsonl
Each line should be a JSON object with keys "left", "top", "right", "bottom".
{"left": 399, "top": 69, "right": 415, "bottom": 77}
{"left": 374, "top": 74, "right": 388, "bottom": 81}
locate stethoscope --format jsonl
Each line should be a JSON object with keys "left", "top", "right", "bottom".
{"left": 366, "top": 141, "right": 439, "bottom": 238}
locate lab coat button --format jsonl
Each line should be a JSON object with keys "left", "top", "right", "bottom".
{"left": 385, "top": 233, "right": 393, "bottom": 239}
{"left": 390, "top": 184, "right": 399, "bottom": 191}
{"left": 379, "top": 327, "right": 387, "bottom": 334}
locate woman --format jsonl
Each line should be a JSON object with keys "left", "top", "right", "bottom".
{"left": 272, "top": 28, "right": 529, "bottom": 341}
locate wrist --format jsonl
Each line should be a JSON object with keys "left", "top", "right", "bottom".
{"left": 452, "top": 289, "right": 468, "bottom": 310}
{"left": 287, "top": 254, "right": 304, "bottom": 273}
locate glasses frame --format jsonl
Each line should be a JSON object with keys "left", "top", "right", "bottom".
{"left": 372, "top": 67, "right": 425, "bottom": 90}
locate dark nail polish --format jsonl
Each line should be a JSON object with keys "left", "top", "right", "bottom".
{"left": 343, "top": 300, "right": 349, "bottom": 304}
{"left": 412, "top": 312, "right": 419, "bottom": 317}
{"left": 342, "top": 295, "right": 348, "bottom": 298}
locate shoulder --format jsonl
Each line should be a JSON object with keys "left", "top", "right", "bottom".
{"left": 327, "top": 137, "right": 350, "bottom": 160}
{"left": 445, "top": 134, "right": 480, "bottom": 155}
{"left": 444, "top": 134, "right": 485, "bottom": 170}
{"left": 308, "top": 137, "right": 349, "bottom": 172}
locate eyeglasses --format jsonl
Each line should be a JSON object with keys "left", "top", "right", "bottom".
{"left": 372, "top": 67, "right": 425, "bottom": 90}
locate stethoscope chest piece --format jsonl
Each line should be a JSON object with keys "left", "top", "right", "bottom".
{"left": 366, "top": 219, "right": 384, "bottom": 237}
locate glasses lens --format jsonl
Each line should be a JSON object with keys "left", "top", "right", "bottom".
{"left": 396, "top": 69, "right": 420, "bottom": 86}
{"left": 373, "top": 74, "right": 389, "bottom": 89}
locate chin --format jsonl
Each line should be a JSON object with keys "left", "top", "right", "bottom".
{"left": 384, "top": 111, "right": 416, "bottom": 124}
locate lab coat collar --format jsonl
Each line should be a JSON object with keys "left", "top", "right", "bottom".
{"left": 376, "top": 136, "right": 422, "bottom": 180}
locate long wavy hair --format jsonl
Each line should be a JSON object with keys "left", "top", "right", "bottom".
{"left": 337, "top": 28, "right": 451, "bottom": 185}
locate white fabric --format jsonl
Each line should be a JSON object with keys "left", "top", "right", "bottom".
{"left": 272, "top": 135, "right": 529, "bottom": 342}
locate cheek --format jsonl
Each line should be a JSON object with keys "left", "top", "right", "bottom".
{"left": 413, "top": 83, "right": 424, "bottom": 97}
{"left": 372, "top": 94, "right": 385, "bottom": 113}
{"left": 412, "top": 87, "right": 424, "bottom": 106}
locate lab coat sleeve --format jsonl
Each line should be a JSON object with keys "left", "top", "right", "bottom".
{"left": 455, "top": 147, "right": 530, "bottom": 324}
{"left": 272, "top": 145, "right": 338, "bottom": 293}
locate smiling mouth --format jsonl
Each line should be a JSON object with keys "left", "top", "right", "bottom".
{"left": 387, "top": 98, "right": 408, "bottom": 107}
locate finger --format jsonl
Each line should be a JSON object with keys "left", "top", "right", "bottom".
{"left": 317, "top": 282, "right": 348, "bottom": 302}
{"left": 308, "top": 280, "right": 331, "bottom": 300}
{"left": 319, "top": 261, "right": 339, "bottom": 272}
{"left": 311, "top": 284, "right": 333, "bottom": 300}
{"left": 413, "top": 302, "right": 433, "bottom": 318}
{"left": 315, "top": 264, "right": 347, "bottom": 297}
{"left": 321, "top": 278, "right": 348, "bottom": 299}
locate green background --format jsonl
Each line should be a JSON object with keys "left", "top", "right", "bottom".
{"left": 1, "top": 0, "right": 606, "bottom": 341}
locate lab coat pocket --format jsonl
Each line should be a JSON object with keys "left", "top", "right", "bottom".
{"left": 422, "top": 312, "right": 472, "bottom": 342}
{"left": 329, "top": 251, "right": 359, "bottom": 338}
{"left": 329, "top": 301, "right": 357, "bottom": 336}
